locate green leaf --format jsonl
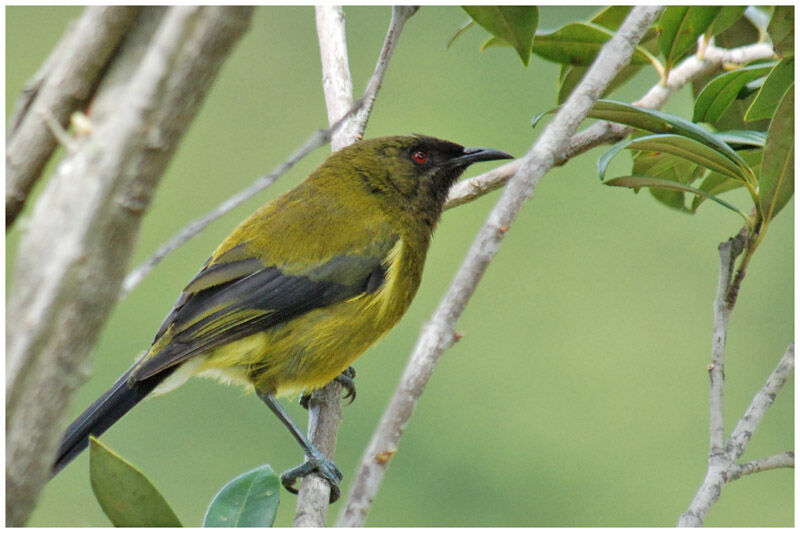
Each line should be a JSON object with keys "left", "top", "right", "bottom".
{"left": 204, "top": 465, "right": 280, "bottom": 527}
{"left": 463, "top": 6, "right": 538, "bottom": 65}
{"left": 693, "top": 63, "right": 776, "bottom": 123}
{"left": 759, "top": 84, "right": 794, "bottom": 222}
{"left": 658, "top": 7, "right": 720, "bottom": 71}
{"left": 715, "top": 130, "right": 767, "bottom": 149}
{"left": 746, "top": 58, "right": 795, "bottom": 121}
{"left": 585, "top": 100, "right": 753, "bottom": 177}
{"left": 767, "top": 5, "right": 794, "bottom": 58}
{"left": 89, "top": 437, "right": 182, "bottom": 527}
{"left": 691, "top": 148, "right": 762, "bottom": 212}
{"left": 598, "top": 133, "right": 747, "bottom": 182}
{"left": 691, "top": 173, "right": 746, "bottom": 212}
{"left": 533, "top": 22, "right": 652, "bottom": 66}
{"left": 604, "top": 176, "right": 748, "bottom": 219}
{"left": 633, "top": 151, "right": 705, "bottom": 212}
{"left": 590, "top": 6, "right": 631, "bottom": 31}
{"left": 707, "top": 6, "right": 747, "bottom": 38}
{"left": 446, "top": 19, "right": 475, "bottom": 50}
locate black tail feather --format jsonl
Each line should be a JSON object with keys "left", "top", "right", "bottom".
{"left": 52, "top": 364, "right": 175, "bottom": 476}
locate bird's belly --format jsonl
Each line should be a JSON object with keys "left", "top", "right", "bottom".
{"left": 197, "top": 292, "right": 403, "bottom": 398}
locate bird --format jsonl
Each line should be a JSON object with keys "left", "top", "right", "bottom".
{"left": 52, "top": 134, "right": 513, "bottom": 502}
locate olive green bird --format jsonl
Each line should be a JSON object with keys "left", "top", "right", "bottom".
{"left": 53, "top": 135, "right": 512, "bottom": 501}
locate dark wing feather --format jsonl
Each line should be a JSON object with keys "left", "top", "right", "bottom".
{"left": 131, "top": 242, "right": 394, "bottom": 381}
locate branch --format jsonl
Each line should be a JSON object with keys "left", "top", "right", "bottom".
{"left": 6, "top": 6, "right": 140, "bottom": 229}
{"left": 444, "top": 41, "right": 776, "bottom": 210}
{"left": 293, "top": 6, "right": 418, "bottom": 524}
{"left": 338, "top": 6, "right": 665, "bottom": 526}
{"left": 678, "top": 343, "right": 795, "bottom": 527}
{"left": 5, "top": 7, "right": 253, "bottom": 526}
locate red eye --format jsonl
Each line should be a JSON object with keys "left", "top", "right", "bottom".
{"left": 412, "top": 151, "right": 427, "bottom": 164}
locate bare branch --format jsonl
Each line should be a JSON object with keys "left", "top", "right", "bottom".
{"left": 338, "top": 6, "right": 665, "bottom": 526}
{"left": 5, "top": 8, "right": 253, "bottom": 525}
{"left": 678, "top": 344, "right": 794, "bottom": 527}
{"left": 726, "top": 344, "right": 794, "bottom": 460}
{"left": 445, "top": 41, "right": 776, "bottom": 209}
{"left": 727, "top": 451, "right": 795, "bottom": 482}
{"left": 6, "top": 6, "right": 139, "bottom": 229}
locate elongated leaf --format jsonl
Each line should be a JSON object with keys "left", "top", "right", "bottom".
{"left": 89, "top": 438, "right": 181, "bottom": 527}
{"left": 463, "top": 6, "right": 538, "bottom": 65}
{"left": 604, "top": 176, "right": 748, "bottom": 218}
{"left": 708, "top": 6, "right": 747, "bottom": 37}
{"left": 533, "top": 22, "right": 651, "bottom": 66}
{"left": 446, "top": 19, "right": 475, "bottom": 50}
{"left": 693, "top": 63, "right": 775, "bottom": 123}
{"left": 204, "top": 464, "right": 280, "bottom": 527}
{"left": 691, "top": 173, "right": 745, "bottom": 212}
{"left": 715, "top": 130, "right": 767, "bottom": 148}
{"left": 767, "top": 5, "right": 794, "bottom": 58}
{"left": 633, "top": 151, "right": 705, "bottom": 212}
{"left": 658, "top": 7, "right": 720, "bottom": 70}
{"left": 746, "top": 58, "right": 795, "bottom": 121}
{"left": 591, "top": 6, "right": 631, "bottom": 31}
{"left": 759, "top": 85, "right": 794, "bottom": 221}
{"left": 585, "top": 100, "right": 753, "bottom": 176}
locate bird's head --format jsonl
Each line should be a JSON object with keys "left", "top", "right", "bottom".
{"left": 328, "top": 135, "right": 513, "bottom": 227}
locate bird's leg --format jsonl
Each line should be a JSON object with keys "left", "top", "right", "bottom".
{"left": 299, "top": 366, "right": 357, "bottom": 409}
{"left": 256, "top": 391, "right": 342, "bottom": 503}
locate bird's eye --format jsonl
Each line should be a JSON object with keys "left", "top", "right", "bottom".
{"left": 411, "top": 151, "right": 428, "bottom": 164}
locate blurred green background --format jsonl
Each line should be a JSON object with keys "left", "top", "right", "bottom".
{"left": 6, "top": 6, "right": 793, "bottom": 527}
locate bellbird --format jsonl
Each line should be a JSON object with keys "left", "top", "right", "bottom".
{"left": 52, "top": 134, "right": 512, "bottom": 502}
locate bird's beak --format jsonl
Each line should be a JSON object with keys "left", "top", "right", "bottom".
{"left": 450, "top": 147, "right": 514, "bottom": 166}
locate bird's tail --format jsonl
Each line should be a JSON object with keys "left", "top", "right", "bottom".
{"left": 52, "top": 363, "right": 175, "bottom": 476}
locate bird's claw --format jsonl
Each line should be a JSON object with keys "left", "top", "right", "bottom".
{"left": 300, "top": 366, "right": 357, "bottom": 409}
{"left": 280, "top": 451, "right": 343, "bottom": 503}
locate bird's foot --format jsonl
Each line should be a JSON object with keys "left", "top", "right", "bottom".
{"left": 280, "top": 448, "right": 343, "bottom": 503}
{"left": 300, "top": 366, "right": 357, "bottom": 409}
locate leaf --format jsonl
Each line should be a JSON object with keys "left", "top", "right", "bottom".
{"left": 462, "top": 6, "right": 538, "bottom": 65}
{"left": 584, "top": 100, "right": 753, "bottom": 178}
{"left": 604, "top": 176, "right": 748, "bottom": 219}
{"left": 204, "top": 465, "right": 280, "bottom": 527}
{"left": 446, "top": 19, "right": 475, "bottom": 50}
{"left": 658, "top": 7, "right": 720, "bottom": 71}
{"left": 693, "top": 63, "right": 776, "bottom": 123}
{"left": 714, "top": 130, "right": 767, "bottom": 149}
{"left": 746, "top": 58, "right": 795, "bottom": 121}
{"left": 691, "top": 148, "right": 763, "bottom": 212}
{"left": 767, "top": 5, "right": 794, "bottom": 58}
{"left": 89, "top": 437, "right": 181, "bottom": 527}
{"left": 759, "top": 84, "right": 794, "bottom": 222}
{"left": 532, "top": 22, "right": 652, "bottom": 66}
{"left": 598, "top": 133, "right": 746, "bottom": 182}
{"left": 590, "top": 6, "right": 631, "bottom": 31}
{"left": 633, "top": 151, "right": 705, "bottom": 212}
{"left": 707, "top": 6, "right": 747, "bottom": 38}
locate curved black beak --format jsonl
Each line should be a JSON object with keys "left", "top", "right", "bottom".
{"left": 450, "top": 146, "right": 514, "bottom": 166}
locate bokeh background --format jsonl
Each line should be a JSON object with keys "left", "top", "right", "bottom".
{"left": 6, "top": 6, "right": 793, "bottom": 527}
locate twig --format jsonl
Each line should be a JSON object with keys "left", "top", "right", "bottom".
{"left": 337, "top": 6, "right": 665, "bottom": 526}
{"left": 6, "top": 6, "right": 139, "bottom": 229}
{"left": 678, "top": 343, "right": 794, "bottom": 526}
{"left": 445, "top": 41, "right": 775, "bottom": 209}
{"left": 292, "top": 5, "right": 419, "bottom": 524}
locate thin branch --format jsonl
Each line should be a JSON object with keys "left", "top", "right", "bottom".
{"left": 5, "top": 8, "right": 253, "bottom": 526}
{"left": 338, "top": 6, "right": 665, "bottom": 526}
{"left": 445, "top": 41, "right": 776, "bottom": 209}
{"left": 293, "top": 6, "right": 418, "bottom": 524}
{"left": 726, "top": 344, "right": 794, "bottom": 460}
{"left": 726, "top": 451, "right": 795, "bottom": 482}
{"left": 678, "top": 344, "right": 794, "bottom": 527}
{"left": 6, "top": 6, "right": 140, "bottom": 229}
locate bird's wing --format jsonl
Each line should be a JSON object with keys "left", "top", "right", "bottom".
{"left": 131, "top": 234, "right": 397, "bottom": 381}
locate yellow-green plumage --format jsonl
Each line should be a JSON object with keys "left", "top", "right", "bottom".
{"left": 53, "top": 134, "right": 512, "bottom": 484}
